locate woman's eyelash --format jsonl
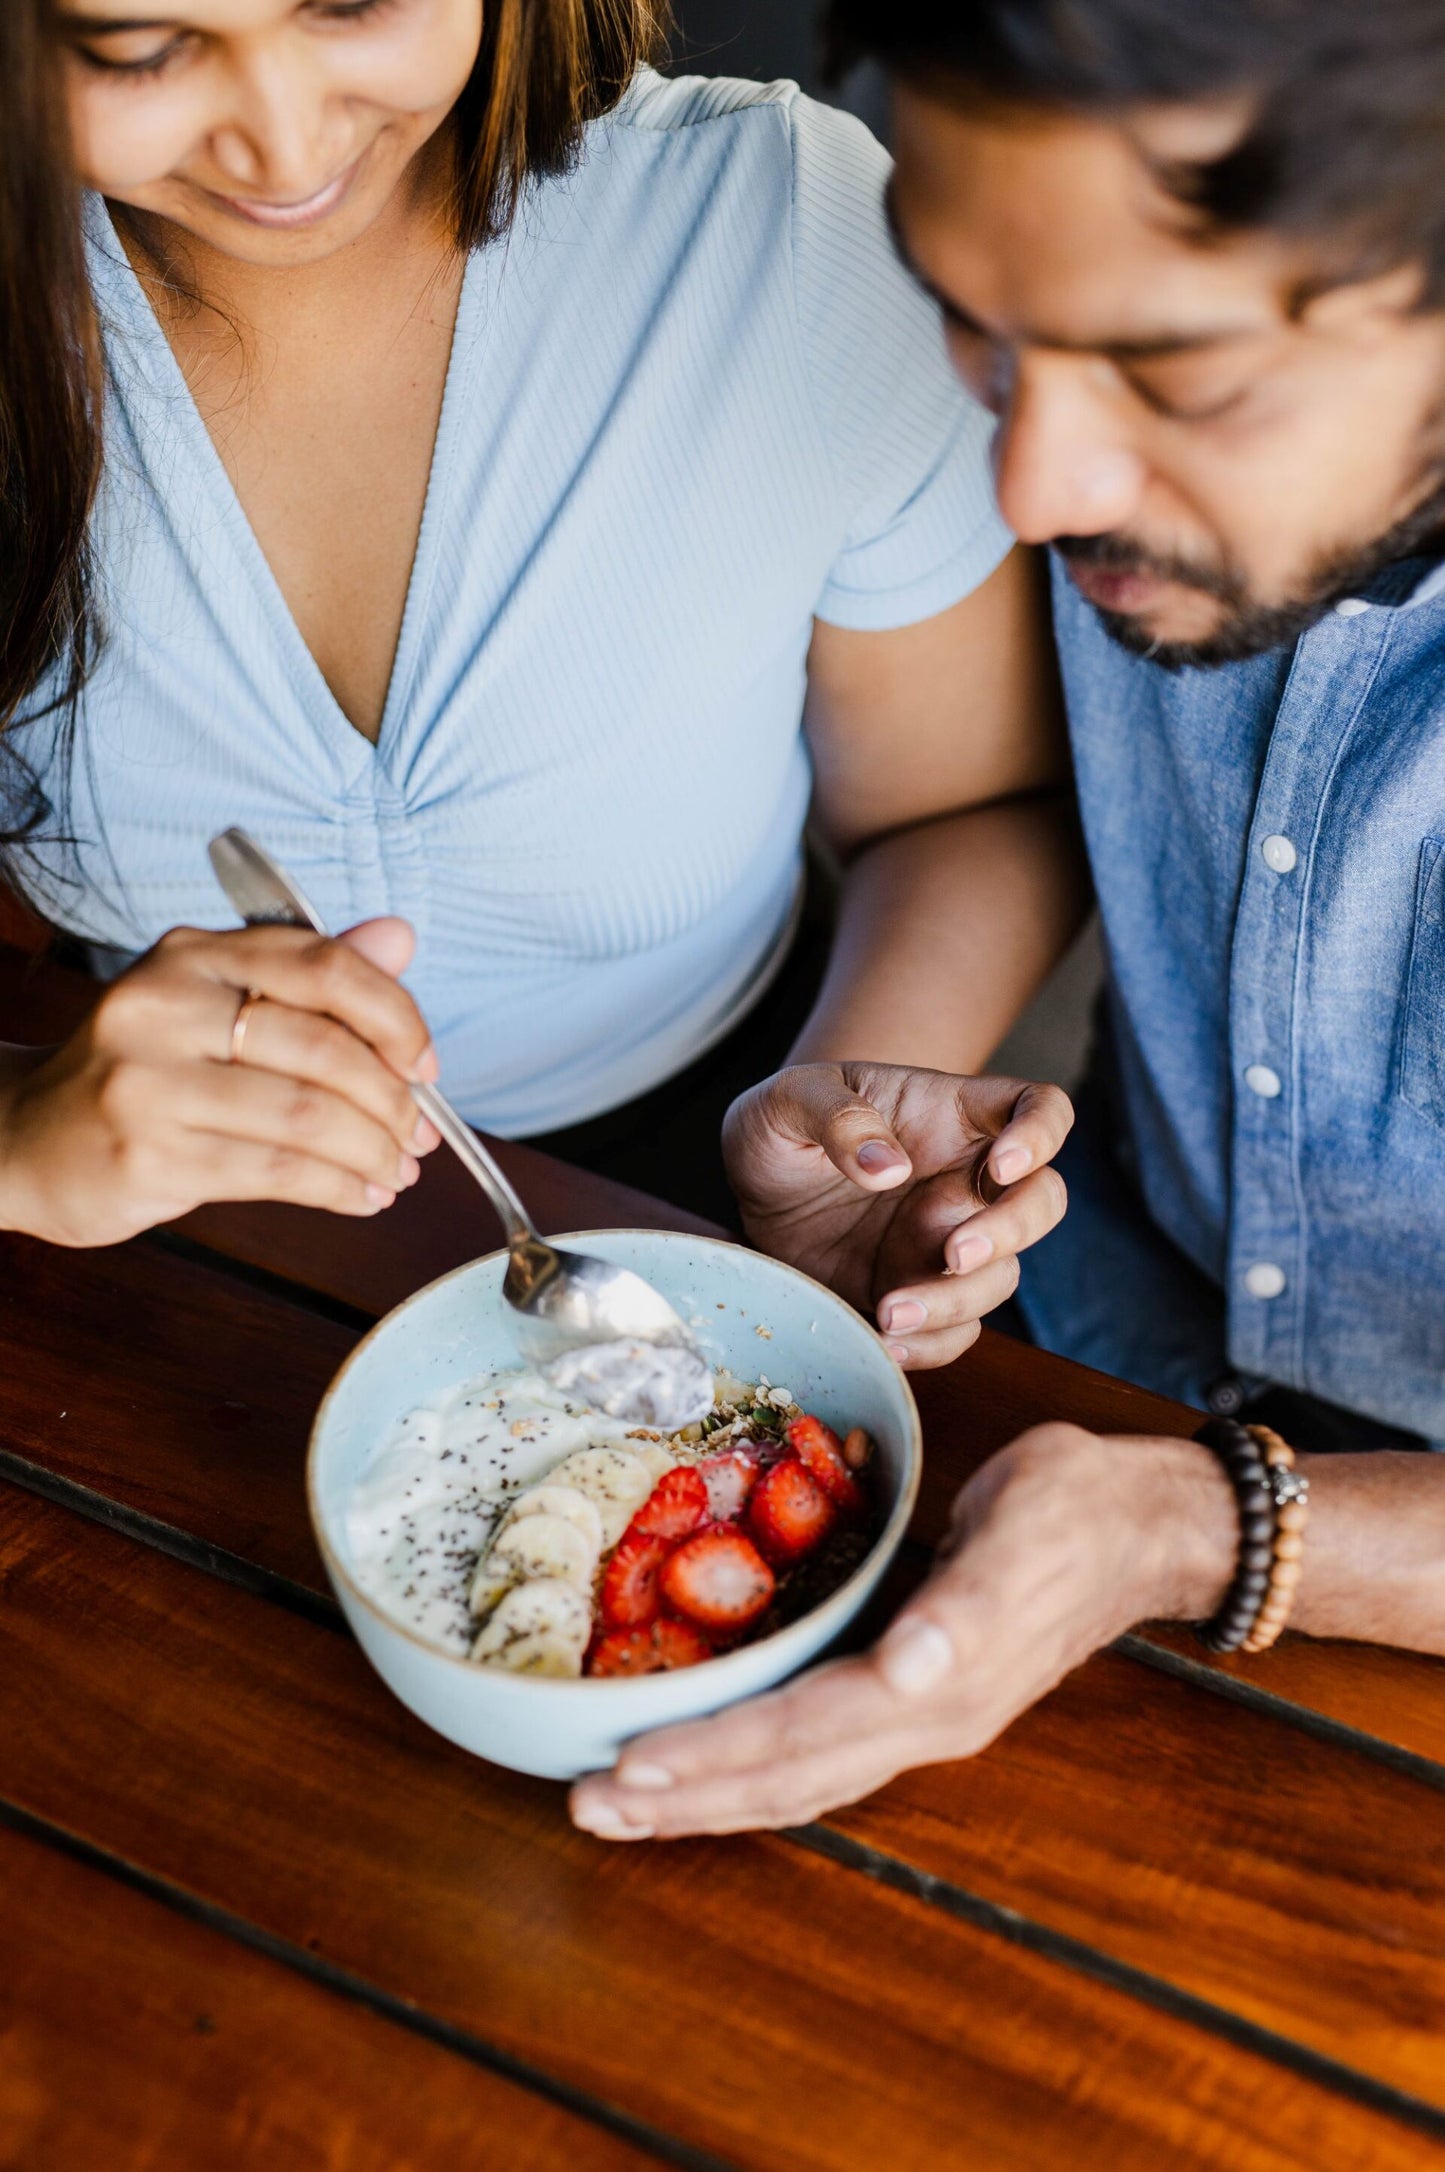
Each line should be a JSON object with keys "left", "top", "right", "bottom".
{"left": 77, "top": 37, "right": 185, "bottom": 76}
{"left": 73, "top": 0, "right": 395, "bottom": 76}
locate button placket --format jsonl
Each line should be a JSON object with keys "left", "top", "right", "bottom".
{"left": 1225, "top": 608, "right": 1396, "bottom": 1381}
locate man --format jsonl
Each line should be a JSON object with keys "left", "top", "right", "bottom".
{"left": 571, "top": 0, "right": 1445, "bottom": 1841}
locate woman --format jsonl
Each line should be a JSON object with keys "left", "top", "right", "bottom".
{"left": 0, "top": 0, "right": 1081, "bottom": 1354}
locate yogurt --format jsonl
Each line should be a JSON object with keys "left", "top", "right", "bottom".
{"left": 345, "top": 1367, "right": 641, "bottom": 1654}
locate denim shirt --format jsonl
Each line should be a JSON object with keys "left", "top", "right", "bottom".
{"left": 1019, "top": 551, "right": 1445, "bottom": 1444}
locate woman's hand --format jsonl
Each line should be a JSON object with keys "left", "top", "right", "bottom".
{"left": 570, "top": 1425, "right": 1236, "bottom": 1841}
{"left": 0, "top": 918, "right": 441, "bottom": 1247}
{"left": 722, "top": 1062, "right": 1074, "bottom": 1368}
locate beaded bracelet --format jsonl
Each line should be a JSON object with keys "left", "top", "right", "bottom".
{"left": 1191, "top": 1418, "right": 1309, "bottom": 1653}
{"left": 1239, "top": 1425, "right": 1310, "bottom": 1654}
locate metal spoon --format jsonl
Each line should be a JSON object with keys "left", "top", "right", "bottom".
{"left": 206, "top": 828, "right": 713, "bottom": 1430}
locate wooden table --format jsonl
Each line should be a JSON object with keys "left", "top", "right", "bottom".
{"left": 3, "top": 948, "right": 1445, "bottom": 2170}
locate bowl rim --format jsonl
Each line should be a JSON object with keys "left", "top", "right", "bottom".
{"left": 307, "top": 1226, "right": 923, "bottom": 1695}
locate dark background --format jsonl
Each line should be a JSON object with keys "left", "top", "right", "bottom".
{"left": 667, "top": 0, "right": 887, "bottom": 135}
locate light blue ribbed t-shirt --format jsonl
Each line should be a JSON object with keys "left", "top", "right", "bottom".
{"left": 18, "top": 71, "right": 1011, "bottom": 1132}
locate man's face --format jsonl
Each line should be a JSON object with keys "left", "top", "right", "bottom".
{"left": 890, "top": 83, "right": 1445, "bottom": 665}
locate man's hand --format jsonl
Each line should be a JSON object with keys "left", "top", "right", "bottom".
{"left": 570, "top": 1426, "right": 1236, "bottom": 1841}
{"left": 722, "top": 1062, "right": 1074, "bottom": 1367}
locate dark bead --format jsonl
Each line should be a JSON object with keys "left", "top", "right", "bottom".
{"left": 1237, "top": 1483, "right": 1272, "bottom": 1518}
{"left": 1239, "top": 1542, "right": 1275, "bottom": 1576}
{"left": 1240, "top": 1510, "right": 1275, "bottom": 1546}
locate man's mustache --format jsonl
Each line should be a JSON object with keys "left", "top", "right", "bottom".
{"left": 1056, "top": 532, "right": 1245, "bottom": 606}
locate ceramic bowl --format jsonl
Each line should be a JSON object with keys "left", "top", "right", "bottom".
{"left": 308, "top": 1228, "right": 921, "bottom": 1780}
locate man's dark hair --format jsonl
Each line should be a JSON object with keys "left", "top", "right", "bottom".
{"left": 826, "top": 0, "right": 1445, "bottom": 301}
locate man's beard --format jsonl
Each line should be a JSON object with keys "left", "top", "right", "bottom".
{"left": 1058, "top": 462, "right": 1445, "bottom": 670}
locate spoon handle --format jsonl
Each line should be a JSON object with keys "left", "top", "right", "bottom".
{"left": 207, "top": 827, "right": 537, "bottom": 1251}
{"left": 407, "top": 1079, "right": 535, "bottom": 1250}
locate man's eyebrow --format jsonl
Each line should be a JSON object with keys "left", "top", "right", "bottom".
{"left": 881, "top": 180, "right": 1260, "bottom": 361}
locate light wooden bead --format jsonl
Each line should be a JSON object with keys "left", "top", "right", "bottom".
{"left": 1274, "top": 1531, "right": 1305, "bottom": 1562}
{"left": 1277, "top": 1500, "right": 1309, "bottom": 1532}
{"left": 1270, "top": 1558, "right": 1303, "bottom": 1593}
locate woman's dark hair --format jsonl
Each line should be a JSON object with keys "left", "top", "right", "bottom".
{"left": 0, "top": 0, "right": 102, "bottom": 881}
{"left": 0, "top": 0, "right": 667, "bottom": 886}
{"left": 826, "top": 0, "right": 1445, "bottom": 300}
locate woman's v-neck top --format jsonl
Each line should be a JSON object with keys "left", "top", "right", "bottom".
{"left": 18, "top": 71, "right": 1010, "bottom": 1133}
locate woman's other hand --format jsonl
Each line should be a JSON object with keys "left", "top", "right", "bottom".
{"left": 0, "top": 919, "right": 441, "bottom": 1246}
{"left": 571, "top": 1425, "right": 1235, "bottom": 1840}
{"left": 722, "top": 1061, "right": 1073, "bottom": 1368}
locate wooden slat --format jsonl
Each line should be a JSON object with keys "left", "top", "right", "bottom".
{"left": 0, "top": 1818, "right": 658, "bottom": 2172}
{"left": 0, "top": 1488, "right": 1432, "bottom": 2172}
{"left": 828, "top": 1645, "right": 1445, "bottom": 2101}
{"left": 5, "top": 1232, "right": 1445, "bottom": 2118}
{"left": 0, "top": 1230, "right": 348, "bottom": 1593}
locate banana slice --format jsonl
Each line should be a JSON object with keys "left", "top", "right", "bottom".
{"left": 503, "top": 1483, "right": 604, "bottom": 1555}
{"left": 629, "top": 1440, "right": 678, "bottom": 1485}
{"left": 471, "top": 1578, "right": 591, "bottom": 1673}
{"left": 488, "top": 1511, "right": 595, "bottom": 1590}
{"left": 468, "top": 1553, "right": 520, "bottom": 1620}
{"left": 548, "top": 1446, "right": 656, "bottom": 1547}
{"left": 486, "top": 1632, "right": 585, "bottom": 1678}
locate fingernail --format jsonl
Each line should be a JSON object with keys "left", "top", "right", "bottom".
{"left": 411, "top": 1044, "right": 440, "bottom": 1084}
{"left": 616, "top": 1762, "right": 675, "bottom": 1791}
{"left": 883, "top": 1298, "right": 926, "bottom": 1333}
{"left": 857, "top": 1140, "right": 908, "bottom": 1176}
{"left": 948, "top": 1231, "right": 992, "bottom": 1274}
{"left": 878, "top": 1619, "right": 954, "bottom": 1697}
{"left": 364, "top": 1184, "right": 395, "bottom": 1212}
{"left": 885, "top": 1341, "right": 910, "bottom": 1364}
{"left": 410, "top": 1115, "right": 438, "bottom": 1153}
{"left": 397, "top": 1153, "right": 421, "bottom": 1188}
{"left": 574, "top": 1803, "right": 655, "bottom": 1840}
{"left": 993, "top": 1145, "right": 1031, "bottom": 1184}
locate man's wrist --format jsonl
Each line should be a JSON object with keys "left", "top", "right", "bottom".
{"left": 1124, "top": 1435, "right": 1241, "bottom": 1626}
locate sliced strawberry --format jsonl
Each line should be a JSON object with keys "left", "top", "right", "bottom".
{"left": 659, "top": 1524, "right": 775, "bottom": 1635}
{"left": 697, "top": 1448, "right": 760, "bottom": 1522}
{"left": 785, "top": 1413, "right": 867, "bottom": 1516}
{"left": 629, "top": 1465, "right": 709, "bottom": 1542}
{"left": 653, "top": 1616, "right": 714, "bottom": 1667}
{"left": 588, "top": 1618, "right": 713, "bottom": 1676}
{"left": 748, "top": 1454, "right": 837, "bottom": 1565}
{"left": 598, "top": 1530, "right": 671, "bottom": 1628}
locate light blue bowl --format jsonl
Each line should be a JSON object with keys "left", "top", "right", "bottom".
{"left": 308, "top": 1228, "right": 921, "bottom": 1779}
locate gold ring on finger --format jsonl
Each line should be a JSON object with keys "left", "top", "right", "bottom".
{"left": 230, "top": 989, "right": 263, "bottom": 1066}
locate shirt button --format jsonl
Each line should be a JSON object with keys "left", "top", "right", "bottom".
{"left": 1244, "top": 1262, "right": 1287, "bottom": 1300}
{"left": 1244, "top": 1063, "right": 1282, "bottom": 1099}
{"left": 1261, "top": 834, "right": 1298, "bottom": 873}
{"left": 1335, "top": 596, "right": 1371, "bottom": 617}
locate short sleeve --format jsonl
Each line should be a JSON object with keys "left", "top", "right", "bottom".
{"left": 786, "top": 94, "right": 1014, "bottom": 630}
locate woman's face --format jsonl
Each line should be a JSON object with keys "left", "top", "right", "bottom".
{"left": 59, "top": 0, "right": 484, "bottom": 264}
